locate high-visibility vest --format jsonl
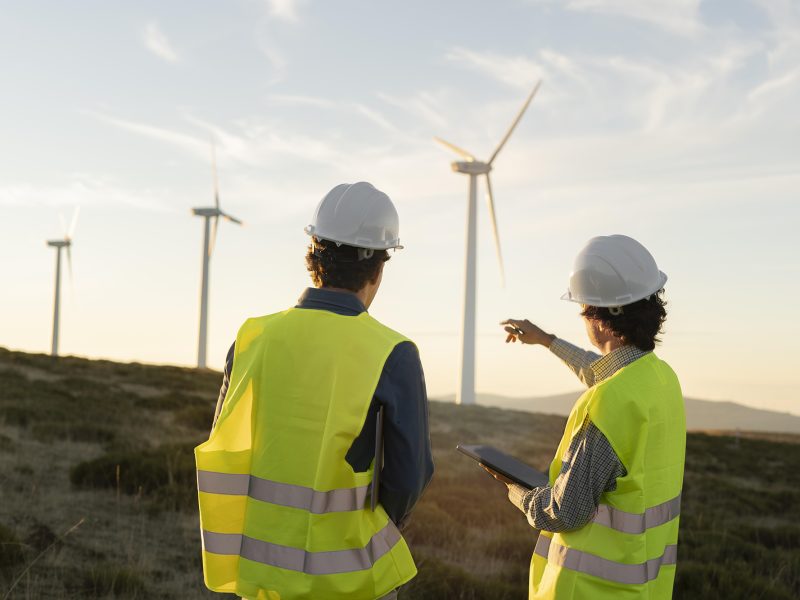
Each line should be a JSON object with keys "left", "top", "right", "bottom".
{"left": 195, "top": 308, "right": 418, "bottom": 600}
{"left": 530, "top": 353, "right": 686, "bottom": 599}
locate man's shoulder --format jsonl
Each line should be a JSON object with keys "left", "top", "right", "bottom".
{"left": 359, "top": 314, "right": 415, "bottom": 347}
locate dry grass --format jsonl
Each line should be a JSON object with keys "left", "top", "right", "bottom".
{"left": 1, "top": 347, "right": 798, "bottom": 599}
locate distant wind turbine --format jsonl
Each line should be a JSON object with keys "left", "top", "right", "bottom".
{"left": 435, "top": 80, "right": 542, "bottom": 406}
{"left": 193, "top": 143, "right": 242, "bottom": 369}
{"left": 47, "top": 207, "right": 80, "bottom": 357}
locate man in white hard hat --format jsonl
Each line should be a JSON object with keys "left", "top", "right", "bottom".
{"left": 197, "top": 182, "right": 434, "bottom": 600}
{"left": 490, "top": 234, "right": 686, "bottom": 599}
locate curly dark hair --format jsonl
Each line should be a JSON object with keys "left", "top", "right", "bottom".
{"left": 305, "top": 237, "right": 389, "bottom": 292}
{"left": 581, "top": 290, "right": 668, "bottom": 351}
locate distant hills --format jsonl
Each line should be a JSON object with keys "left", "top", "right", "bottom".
{"left": 438, "top": 393, "right": 800, "bottom": 435}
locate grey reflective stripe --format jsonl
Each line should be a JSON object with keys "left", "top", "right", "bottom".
{"left": 593, "top": 494, "right": 681, "bottom": 534}
{"left": 197, "top": 471, "right": 250, "bottom": 495}
{"left": 197, "top": 470, "right": 370, "bottom": 514}
{"left": 534, "top": 535, "right": 677, "bottom": 585}
{"left": 202, "top": 521, "right": 402, "bottom": 575}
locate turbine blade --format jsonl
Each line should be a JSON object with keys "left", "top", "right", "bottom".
{"left": 68, "top": 206, "right": 81, "bottom": 239}
{"left": 484, "top": 174, "right": 505, "bottom": 287}
{"left": 488, "top": 80, "right": 541, "bottom": 166}
{"left": 209, "top": 215, "right": 219, "bottom": 256}
{"left": 222, "top": 212, "right": 243, "bottom": 225}
{"left": 66, "top": 244, "right": 74, "bottom": 285}
{"left": 211, "top": 141, "right": 220, "bottom": 210}
{"left": 433, "top": 137, "right": 475, "bottom": 161}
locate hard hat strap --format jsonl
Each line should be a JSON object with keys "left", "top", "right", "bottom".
{"left": 357, "top": 248, "right": 374, "bottom": 261}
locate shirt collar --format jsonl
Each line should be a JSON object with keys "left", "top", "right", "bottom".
{"left": 591, "top": 345, "right": 649, "bottom": 383}
{"left": 296, "top": 287, "right": 366, "bottom": 316}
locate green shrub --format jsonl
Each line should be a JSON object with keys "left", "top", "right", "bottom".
{"left": 173, "top": 402, "right": 215, "bottom": 431}
{"left": 70, "top": 443, "right": 198, "bottom": 512}
{"left": 0, "top": 524, "right": 25, "bottom": 570}
{"left": 71, "top": 563, "right": 146, "bottom": 597}
{"left": 31, "top": 421, "right": 115, "bottom": 445}
{"left": 404, "top": 555, "right": 525, "bottom": 600}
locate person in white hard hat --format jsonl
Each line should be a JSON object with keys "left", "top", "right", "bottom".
{"left": 202, "top": 182, "right": 434, "bottom": 600}
{"left": 486, "top": 235, "right": 686, "bottom": 599}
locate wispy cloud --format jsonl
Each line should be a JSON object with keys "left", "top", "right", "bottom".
{"left": 142, "top": 22, "right": 180, "bottom": 63}
{"left": 565, "top": 0, "right": 703, "bottom": 37}
{"left": 267, "top": 93, "right": 337, "bottom": 109}
{"left": 88, "top": 111, "right": 207, "bottom": 158}
{"left": 446, "top": 47, "right": 543, "bottom": 91}
{"left": 376, "top": 90, "right": 449, "bottom": 130}
{"left": 0, "top": 175, "right": 175, "bottom": 212}
{"left": 265, "top": 0, "right": 304, "bottom": 22}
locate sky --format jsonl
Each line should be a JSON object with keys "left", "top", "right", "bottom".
{"left": 1, "top": 0, "right": 798, "bottom": 415}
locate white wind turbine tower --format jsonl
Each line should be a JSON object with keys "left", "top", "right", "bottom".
{"left": 193, "top": 143, "right": 242, "bottom": 369}
{"left": 47, "top": 207, "right": 80, "bottom": 357}
{"left": 435, "top": 80, "right": 541, "bottom": 406}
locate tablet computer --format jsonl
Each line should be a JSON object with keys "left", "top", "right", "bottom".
{"left": 457, "top": 444, "right": 549, "bottom": 489}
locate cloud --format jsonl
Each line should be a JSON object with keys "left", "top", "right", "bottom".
{"left": 445, "top": 47, "right": 543, "bottom": 91}
{"left": 265, "top": 0, "right": 304, "bottom": 22}
{"left": 376, "top": 90, "right": 449, "bottom": 130}
{"left": 0, "top": 175, "right": 175, "bottom": 213}
{"left": 142, "top": 22, "right": 180, "bottom": 63}
{"left": 565, "top": 0, "right": 703, "bottom": 37}
{"left": 87, "top": 111, "right": 208, "bottom": 159}
{"left": 267, "top": 93, "right": 336, "bottom": 109}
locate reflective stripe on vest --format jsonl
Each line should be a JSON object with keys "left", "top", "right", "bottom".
{"left": 197, "top": 470, "right": 370, "bottom": 514}
{"left": 534, "top": 535, "right": 677, "bottom": 586}
{"left": 202, "top": 521, "right": 403, "bottom": 576}
{"left": 592, "top": 493, "right": 681, "bottom": 535}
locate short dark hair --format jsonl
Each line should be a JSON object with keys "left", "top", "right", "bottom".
{"left": 305, "top": 237, "right": 389, "bottom": 292}
{"left": 581, "top": 290, "right": 667, "bottom": 351}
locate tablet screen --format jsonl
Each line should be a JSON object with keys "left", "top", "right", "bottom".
{"left": 457, "top": 444, "right": 549, "bottom": 489}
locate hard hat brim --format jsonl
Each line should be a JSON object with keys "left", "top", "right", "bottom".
{"left": 305, "top": 225, "right": 403, "bottom": 250}
{"left": 561, "top": 271, "right": 668, "bottom": 307}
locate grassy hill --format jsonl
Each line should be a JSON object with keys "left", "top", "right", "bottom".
{"left": 452, "top": 393, "right": 800, "bottom": 435}
{"left": 1, "top": 347, "right": 798, "bottom": 599}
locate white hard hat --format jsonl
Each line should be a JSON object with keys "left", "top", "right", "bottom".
{"left": 304, "top": 182, "right": 403, "bottom": 250}
{"left": 561, "top": 234, "right": 667, "bottom": 308}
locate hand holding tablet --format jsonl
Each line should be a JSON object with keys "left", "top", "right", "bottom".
{"left": 457, "top": 444, "right": 549, "bottom": 489}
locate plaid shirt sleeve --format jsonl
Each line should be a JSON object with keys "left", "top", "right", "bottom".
{"left": 507, "top": 417, "right": 627, "bottom": 532}
{"left": 549, "top": 338, "right": 602, "bottom": 388}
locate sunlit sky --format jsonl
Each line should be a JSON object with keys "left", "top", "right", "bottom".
{"left": 1, "top": 0, "right": 798, "bottom": 414}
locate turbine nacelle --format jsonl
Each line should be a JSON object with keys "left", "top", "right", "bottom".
{"left": 451, "top": 160, "right": 491, "bottom": 175}
{"left": 192, "top": 207, "right": 221, "bottom": 217}
{"left": 46, "top": 239, "right": 71, "bottom": 248}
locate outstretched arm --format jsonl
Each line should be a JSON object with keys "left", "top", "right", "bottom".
{"left": 549, "top": 339, "right": 600, "bottom": 388}
{"left": 500, "top": 319, "right": 600, "bottom": 387}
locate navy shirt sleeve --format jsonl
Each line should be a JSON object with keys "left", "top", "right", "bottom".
{"left": 346, "top": 341, "right": 434, "bottom": 527}
{"left": 211, "top": 341, "right": 236, "bottom": 431}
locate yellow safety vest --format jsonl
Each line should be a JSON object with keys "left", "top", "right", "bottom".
{"left": 195, "top": 308, "right": 418, "bottom": 600}
{"left": 531, "top": 353, "right": 686, "bottom": 599}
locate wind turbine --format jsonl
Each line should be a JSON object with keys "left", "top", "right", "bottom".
{"left": 193, "top": 143, "right": 243, "bottom": 369}
{"left": 435, "top": 80, "right": 541, "bottom": 406}
{"left": 47, "top": 207, "right": 79, "bottom": 357}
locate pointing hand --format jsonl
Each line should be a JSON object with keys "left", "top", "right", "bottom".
{"left": 500, "top": 319, "right": 556, "bottom": 347}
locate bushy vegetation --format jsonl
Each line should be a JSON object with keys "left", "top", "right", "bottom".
{"left": 1, "top": 347, "right": 798, "bottom": 599}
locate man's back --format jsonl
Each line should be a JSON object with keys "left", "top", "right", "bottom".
{"left": 198, "top": 291, "right": 433, "bottom": 599}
